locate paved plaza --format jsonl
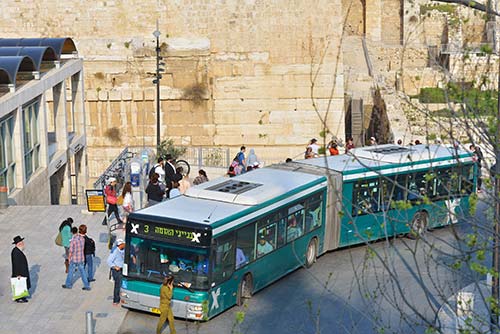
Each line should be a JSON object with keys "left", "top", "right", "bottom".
{"left": 0, "top": 205, "right": 127, "bottom": 334}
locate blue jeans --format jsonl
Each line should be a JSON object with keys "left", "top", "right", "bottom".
{"left": 85, "top": 255, "right": 94, "bottom": 281}
{"left": 111, "top": 268, "right": 122, "bottom": 303}
{"left": 65, "top": 261, "right": 90, "bottom": 289}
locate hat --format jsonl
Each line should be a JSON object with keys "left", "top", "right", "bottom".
{"left": 370, "top": 137, "right": 376, "bottom": 141}
{"left": 164, "top": 154, "right": 173, "bottom": 161}
{"left": 107, "top": 177, "right": 117, "bottom": 184}
{"left": 12, "top": 235, "right": 24, "bottom": 244}
{"left": 116, "top": 239, "right": 125, "bottom": 246}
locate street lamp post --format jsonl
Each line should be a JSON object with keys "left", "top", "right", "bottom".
{"left": 152, "top": 26, "right": 163, "bottom": 153}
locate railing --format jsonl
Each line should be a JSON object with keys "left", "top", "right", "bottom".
{"left": 180, "top": 147, "right": 231, "bottom": 169}
{"left": 93, "top": 147, "right": 135, "bottom": 189}
{"left": 439, "top": 43, "right": 495, "bottom": 55}
{"left": 362, "top": 35, "right": 374, "bottom": 77}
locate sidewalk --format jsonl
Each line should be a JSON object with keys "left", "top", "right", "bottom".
{"left": 0, "top": 205, "right": 127, "bottom": 334}
{"left": 436, "top": 279, "right": 491, "bottom": 333}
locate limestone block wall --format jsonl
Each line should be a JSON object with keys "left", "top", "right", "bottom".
{"left": 1, "top": 0, "right": 345, "bottom": 181}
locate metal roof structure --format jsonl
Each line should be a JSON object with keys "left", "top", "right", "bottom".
{"left": 0, "top": 37, "right": 77, "bottom": 92}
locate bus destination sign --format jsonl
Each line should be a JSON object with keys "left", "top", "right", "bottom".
{"left": 127, "top": 219, "right": 211, "bottom": 246}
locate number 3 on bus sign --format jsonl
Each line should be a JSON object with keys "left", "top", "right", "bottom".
{"left": 144, "top": 224, "right": 149, "bottom": 233}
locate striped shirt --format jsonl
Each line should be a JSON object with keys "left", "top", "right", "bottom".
{"left": 69, "top": 234, "right": 85, "bottom": 263}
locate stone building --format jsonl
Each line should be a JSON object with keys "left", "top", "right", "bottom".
{"left": 0, "top": 1, "right": 496, "bottom": 185}
{"left": 0, "top": 38, "right": 87, "bottom": 205}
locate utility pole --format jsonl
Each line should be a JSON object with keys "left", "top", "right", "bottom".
{"left": 152, "top": 21, "right": 165, "bottom": 153}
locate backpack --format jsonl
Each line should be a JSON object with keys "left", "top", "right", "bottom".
{"left": 84, "top": 235, "right": 96, "bottom": 255}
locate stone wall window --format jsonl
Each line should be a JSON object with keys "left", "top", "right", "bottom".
{"left": 23, "top": 100, "right": 40, "bottom": 182}
{"left": 0, "top": 116, "right": 15, "bottom": 192}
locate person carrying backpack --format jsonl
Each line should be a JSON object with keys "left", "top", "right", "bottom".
{"left": 82, "top": 225, "right": 96, "bottom": 282}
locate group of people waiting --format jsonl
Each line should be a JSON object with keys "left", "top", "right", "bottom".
{"left": 304, "top": 137, "right": 356, "bottom": 159}
{"left": 227, "top": 146, "right": 261, "bottom": 177}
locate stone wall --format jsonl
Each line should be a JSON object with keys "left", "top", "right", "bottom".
{"left": 1, "top": 0, "right": 345, "bottom": 181}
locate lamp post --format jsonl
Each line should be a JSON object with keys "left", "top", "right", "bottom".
{"left": 152, "top": 27, "right": 162, "bottom": 153}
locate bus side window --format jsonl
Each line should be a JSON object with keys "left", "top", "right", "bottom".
{"left": 305, "top": 194, "right": 322, "bottom": 232}
{"left": 277, "top": 218, "right": 286, "bottom": 248}
{"left": 212, "top": 233, "right": 235, "bottom": 285}
{"left": 236, "top": 224, "right": 255, "bottom": 269}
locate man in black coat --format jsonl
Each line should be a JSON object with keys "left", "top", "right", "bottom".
{"left": 11, "top": 235, "right": 30, "bottom": 303}
{"left": 163, "top": 154, "right": 182, "bottom": 198}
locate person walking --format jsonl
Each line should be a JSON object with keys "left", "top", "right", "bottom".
{"left": 102, "top": 177, "right": 123, "bottom": 226}
{"left": 470, "top": 144, "right": 484, "bottom": 192}
{"left": 346, "top": 137, "right": 355, "bottom": 153}
{"left": 11, "top": 235, "right": 30, "bottom": 303}
{"left": 121, "top": 182, "right": 134, "bottom": 223}
{"left": 82, "top": 225, "right": 96, "bottom": 283}
{"left": 237, "top": 146, "right": 247, "bottom": 172}
{"left": 62, "top": 225, "right": 91, "bottom": 291}
{"left": 59, "top": 218, "right": 73, "bottom": 273}
{"left": 107, "top": 239, "right": 125, "bottom": 305}
{"left": 246, "top": 148, "right": 259, "bottom": 167}
{"left": 307, "top": 139, "right": 320, "bottom": 156}
{"left": 145, "top": 173, "right": 165, "bottom": 206}
{"left": 156, "top": 275, "right": 177, "bottom": 334}
{"left": 193, "top": 170, "right": 209, "bottom": 185}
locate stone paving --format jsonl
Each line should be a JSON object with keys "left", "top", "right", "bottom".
{"left": 0, "top": 205, "right": 127, "bottom": 334}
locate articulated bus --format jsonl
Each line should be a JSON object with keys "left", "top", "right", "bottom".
{"left": 120, "top": 144, "right": 476, "bottom": 319}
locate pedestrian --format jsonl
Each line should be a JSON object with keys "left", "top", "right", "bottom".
{"left": 369, "top": 136, "right": 377, "bottom": 146}
{"left": 177, "top": 168, "right": 191, "bottom": 194}
{"left": 304, "top": 147, "right": 315, "bottom": 159}
{"left": 153, "top": 157, "right": 166, "bottom": 184}
{"left": 102, "top": 177, "right": 123, "bottom": 226}
{"left": 307, "top": 138, "right": 320, "bottom": 156}
{"left": 164, "top": 154, "right": 181, "bottom": 198}
{"left": 470, "top": 144, "right": 484, "bottom": 193}
{"left": 193, "top": 170, "right": 209, "bottom": 185}
{"left": 82, "top": 224, "right": 96, "bottom": 283}
{"left": 346, "top": 137, "right": 355, "bottom": 153}
{"left": 397, "top": 139, "right": 403, "bottom": 145}
{"left": 121, "top": 181, "right": 134, "bottom": 223}
{"left": 156, "top": 275, "right": 177, "bottom": 334}
{"left": 59, "top": 217, "right": 73, "bottom": 273}
{"left": 107, "top": 239, "right": 125, "bottom": 305}
{"left": 145, "top": 173, "right": 165, "bottom": 206}
{"left": 237, "top": 146, "right": 247, "bottom": 172}
{"left": 327, "top": 138, "right": 339, "bottom": 155}
{"left": 169, "top": 181, "right": 181, "bottom": 199}
{"left": 11, "top": 235, "right": 30, "bottom": 303}
{"left": 62, "top": 225, "right": 91, "bottom": 291}
{"left": 246, "top": 148, "right": 259, "bottom": 167}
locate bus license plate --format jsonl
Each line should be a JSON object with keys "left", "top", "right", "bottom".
{"left": 151, "top": 308, "right": 161, "bottom": 314}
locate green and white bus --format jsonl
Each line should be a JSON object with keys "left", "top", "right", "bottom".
{"left": 121, "top": 144, "right": 476, "bottom": 319}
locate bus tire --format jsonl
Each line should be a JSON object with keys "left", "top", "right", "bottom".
{"left": 305, "top": 238, "right": 317, "bottom": 268}
{"left": 236, "top": 274, "right": 253, "bottom": 306}
{"left": 409, "top": 211, "right": 428, "bottom": 238}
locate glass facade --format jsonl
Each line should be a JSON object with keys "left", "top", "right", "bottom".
{"left": 23, "top": 100, "right": 40, "bottom": 182}
{"left": 0, "top": 116, "right": 15, "bottom": 191}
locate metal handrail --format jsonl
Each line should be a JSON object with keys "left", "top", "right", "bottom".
{"left": 362, "top": 35, "right": 373, "bottom": 77}
{"left": 93, "top": 147, "right": 133, "bottom": 189}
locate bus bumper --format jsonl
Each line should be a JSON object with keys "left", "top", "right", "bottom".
{"left": 120, "top": 289, "right": 205, "bottom": 320}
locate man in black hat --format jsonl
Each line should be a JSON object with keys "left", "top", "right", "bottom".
{"left": 164, "top": 154, "right": 181, "bottom": 198}
{"left": 11, "top": 235, "right": 30, "bottom": 303}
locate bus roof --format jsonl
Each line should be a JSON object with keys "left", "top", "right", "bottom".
{"left": 134, "top": 168, "right": 326, "bottom": 226}
{"left": 296, "top": 144, "right": 473, "bottom": 175}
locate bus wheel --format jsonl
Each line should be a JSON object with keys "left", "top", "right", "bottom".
{"left": 409, "top": 211, "right": 428, "bottom": 238}
{"left": 305, "top": 238, "right": 317, "bottom": 268}
{"left": 237, "top": 274, "right": 253, "bottom": 306}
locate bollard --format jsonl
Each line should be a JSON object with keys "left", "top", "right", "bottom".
{"left": 86, "top": 311, "right": 94, "bottom": 334}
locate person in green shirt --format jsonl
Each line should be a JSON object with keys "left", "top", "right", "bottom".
{"left": 59, "top": 218, "right": 73, "bottom": 273}
{"left": 156, "top": 275, "right": 176, "bottom": 334}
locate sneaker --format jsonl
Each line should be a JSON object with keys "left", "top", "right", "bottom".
{"left": 61, "top": 285, "right": 71, "bottom": 289}
{"left": 88, "top": 279, "right": 96, "bottom": 282}
{"left": 15, "top": 298, "right": 28, "bottom": 303}
{"left": 82, "top": 287, "right": 91, "bottom": 291}
{"left": 112, "top": 302, "right": 119, "bottom": 306}
{"left": 102, "top": 221, "right": 107, "bottom": 226}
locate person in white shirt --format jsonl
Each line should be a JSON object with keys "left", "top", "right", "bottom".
{"left": 154, "top": 158, "right": 166, "bottom": 184}
{"left": 307, "top": 138, "right": 320, "bottom": 157}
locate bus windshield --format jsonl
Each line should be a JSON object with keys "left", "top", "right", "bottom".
{"left": 127, "top": 236, "right": 210, "bottom": 290}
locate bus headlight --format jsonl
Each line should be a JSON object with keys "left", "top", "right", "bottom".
{"left": 188, "top": 305, "right": 203, "bottom": 312}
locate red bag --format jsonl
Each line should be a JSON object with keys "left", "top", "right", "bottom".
{"left": 105, "top": 185, "right": 117, "bottom": 205}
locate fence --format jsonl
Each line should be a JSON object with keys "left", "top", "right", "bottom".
{"left": 180, "top": 147, "right": 231, "bottom": 169}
